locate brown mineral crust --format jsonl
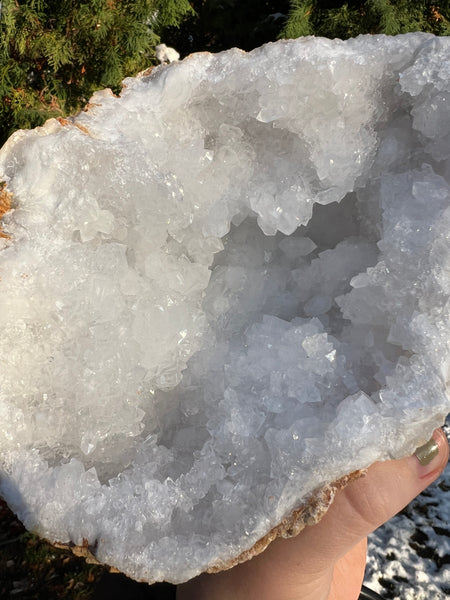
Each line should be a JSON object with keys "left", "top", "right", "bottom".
{"left": 83, "top": 88, "right": 115, "bottom": 112}
{"left": 0, "top": 182, "right": 12, "bottom": 239}
{"left": 206, "top": 468, "right": 366, "bottom": 574}
{"left": 137, "top": 65, "right": 156, "bottom": 78}
{"left": 52, "top": 539, "right": 119, "bottom": 572}
{"left": 56, "top": 117, "right": 91, "bottom": 136}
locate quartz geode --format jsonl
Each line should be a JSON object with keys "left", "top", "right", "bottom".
{"left": 0, "top": 33, "right": 450, "bottom": 584}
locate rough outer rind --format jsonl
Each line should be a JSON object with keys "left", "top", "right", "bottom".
{"left": 0, "top": 183, "right": 12, "bottom": 238}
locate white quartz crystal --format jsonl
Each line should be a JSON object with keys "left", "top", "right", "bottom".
{"left": 0, "top": 33, "right": 449, "bottom": 584}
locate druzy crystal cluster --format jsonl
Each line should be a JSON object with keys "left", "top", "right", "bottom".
{"left": 0, "top": 33, "right": 449, "bottom": 583}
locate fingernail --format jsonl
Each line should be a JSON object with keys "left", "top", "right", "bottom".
{"left": 414, "top": 438, "right": 439, "bottom": 466}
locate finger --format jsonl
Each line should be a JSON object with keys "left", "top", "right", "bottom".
{"left": 321, "top": 427, "right": 449, "bottom": 559}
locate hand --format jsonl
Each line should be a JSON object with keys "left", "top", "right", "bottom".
{"left": 177, "top": 429, "right": 449, "bottom": 600}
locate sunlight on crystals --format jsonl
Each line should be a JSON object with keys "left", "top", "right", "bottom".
{"left": 0, "top": 33, "right": 449, "bottom": 585}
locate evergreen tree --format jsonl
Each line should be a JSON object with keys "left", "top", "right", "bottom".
{"left": 0, "top": 0, "right": 194, "bottom": 146}
{"left": 280, "top": 0, "right": 450, "bottom": 40}
{"left": 2, "top": 1, "right": 449, "bottom": 148}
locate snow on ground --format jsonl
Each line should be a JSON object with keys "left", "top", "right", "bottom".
{"left": 364, "top": 418, "right": 450, "bottom": 599}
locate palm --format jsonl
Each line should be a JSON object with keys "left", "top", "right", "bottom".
{"left": 328, "top": 538, "right": 367, "bottom": 600}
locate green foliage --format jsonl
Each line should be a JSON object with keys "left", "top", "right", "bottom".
{"left": 280, "top": 1, "right": 450, "bottom": 39}
{"left": 2, "top": 0, "right": 449, "bottom": 148}
{"left": 156, "top": 0, "right": 196, "bottom": 29}
{"left": 282, "top": 1, "right": 314, "bottom": 37}
{"left": 0, "top": 0, "right": 193, "bottom": 147}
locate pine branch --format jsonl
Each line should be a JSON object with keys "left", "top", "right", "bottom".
{"left": 279, "top": 1, "right": 314, "bottom": 38}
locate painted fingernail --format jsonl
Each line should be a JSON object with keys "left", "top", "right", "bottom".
{"left": 414, "top": 438, "right": 439, "bottom": 466}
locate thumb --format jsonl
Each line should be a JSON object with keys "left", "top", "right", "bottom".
{"left": 177, "top": 428, "right": 449, "bottom": 600}
{"left": 267, "top": 427, "right": 450, "bottom": 574}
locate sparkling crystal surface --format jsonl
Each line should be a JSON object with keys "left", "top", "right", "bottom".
{"left": 0, "top": 33, "right": 450, "bottom": 583}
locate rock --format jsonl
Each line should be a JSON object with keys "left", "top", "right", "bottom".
{"left": 155, "top": 43, "right": 180, "bottom": 64}
{"left": 0, "top": 33, "right": 449, "bottom": 584}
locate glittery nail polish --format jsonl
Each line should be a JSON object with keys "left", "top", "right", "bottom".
{"left": 414, "top": 438, "right": 439, "bottom": 466}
